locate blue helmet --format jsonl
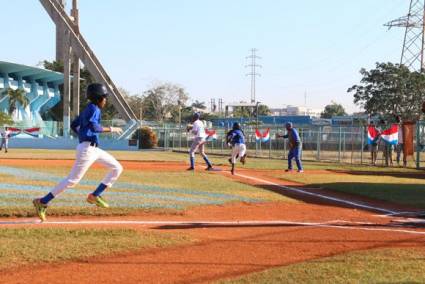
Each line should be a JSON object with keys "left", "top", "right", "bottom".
{"left": 232, "top": 122, "right": 241, "bottom": 130}
{"left": 86, "top": 83, "right": 108, "bottom": 103}
{"left": 285, "top": 122, "right": 293, "bottom": 129}
{"left": 193, "top": 112, "right": 201, "bottom": 120}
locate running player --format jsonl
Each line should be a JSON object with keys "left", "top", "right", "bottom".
{"left": 226, "top": 122, "right": 247, "bottom": 175}
{"left": 32, "top": 83, "right": 124, "bottom": 221}
{"left": 186, "top": 112, "right": 213, "bottom": 171}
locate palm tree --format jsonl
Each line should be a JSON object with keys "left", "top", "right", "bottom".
{"left": 7, "top": 88, "right": 29, "bottom": 115}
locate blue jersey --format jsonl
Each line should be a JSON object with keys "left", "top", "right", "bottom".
{"left": 283, "top": 128, "right": 301, "bottom": 148}
{"left": 227, "top": 129, "right": 245, "bottom": 145}
{"left": 71, "top": 103, "right": 103, "bottom": 144}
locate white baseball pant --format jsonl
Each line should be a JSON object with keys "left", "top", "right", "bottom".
{"left": 231, "top": 143, "right": 246, "bottom": 164}
{"left": 0, "top": 138, "right": 8, "bottom": 151}
{"left": 51, "top": 142, "right": 123, "bottom": 196}
{"left": 189, "top": 137, "right": 207, "bottom": 158}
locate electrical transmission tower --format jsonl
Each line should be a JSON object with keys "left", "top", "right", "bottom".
{"left": 385, "top": 0, "right": 425, "bottom": 72}
{"left": 245, "top": 48, "right": 262, "bottom": 103}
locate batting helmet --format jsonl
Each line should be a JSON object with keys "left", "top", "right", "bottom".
{"left": 285, "top": 122, "right": 293, "bottom": 129}
{"left": 193, "top": 112, "right": 201, "bottom": 120}
{"left": 232, "top": 122, "right": 241, "bottom": 130}
{"left": 87, "top": 83, "right": 108, "bottom": 103}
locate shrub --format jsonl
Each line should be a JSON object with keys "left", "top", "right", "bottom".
{"left": 134, "top": 127, "right": 157, "bottom": 149}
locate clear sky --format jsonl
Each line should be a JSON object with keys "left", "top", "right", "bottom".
{"left": 1, "top": 0, "right": 409, "bottom": 113}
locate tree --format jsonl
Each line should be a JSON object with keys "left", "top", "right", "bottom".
{"left": 321, "top": 102, "right": 347, "bottom": 118}
{"left": 232, "top": 104, "right": 270, "bottom": 118}
{"left": 0, "top": 112, "right": 13, "bottom": 126}
{"left": 6, "top": 88, "right": 29, "bottom": 115}
{"left": 258, "top": 104, "right": 271, "bottom": 116}
{"left": 142, "top": 82, "right": 189, "bottom": 122}
{"left": 348, "top": 62, "right": 425, "bottom": 120}
{"left": 42, "top": 60, "right": 118, "bottom": 121}
{"left": 191, "top": 100, "right": 206, "bottom": 110}
{"left": 232, "top": 106, "right": 251, "bottom": 118}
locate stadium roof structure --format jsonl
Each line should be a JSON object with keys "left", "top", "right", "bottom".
{"left": 0, "top": 61, "right": 64, "bottom": 86}
{"left": 0, "top": 61, "right": 64, "bottom": 126}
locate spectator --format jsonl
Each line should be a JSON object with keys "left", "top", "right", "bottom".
{"left": 369, "top": 121, "right": 380, "bottom": 166}
{"left": 0, "top": 127, "right": 11, "bottom": 153}
{"left": 395, "top": 115, "right": 406, "bottom": 167}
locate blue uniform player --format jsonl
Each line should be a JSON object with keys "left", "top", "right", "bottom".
{"left": 226, "top": 122, "right": 247, "bottom": 175}
{"left": 33, "top": 83, "right": 124, "bottom": 221}
{"left": 277, "top": 122, "right": 303, "bottom": 173}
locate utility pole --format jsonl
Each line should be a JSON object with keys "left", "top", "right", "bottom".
{"left": 71, "top": 0, "right": 80, "bottom": 118}
{"left": 385, "top": 0, "right": 425, "bottom": 72}
{"left": 55, "top": 0, "right": 66, "bottom": 62}
{"left": 210, "top": 98, "right": 216, "bottom": 112}
{"left": 245, "top": 48, "right": 262, "bottom": 103}
{"left": 218, "top": 98, "right": 223, "bottom": 116}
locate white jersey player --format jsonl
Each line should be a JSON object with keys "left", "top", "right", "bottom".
{"left": 187, "top": 112, "right": 213, "bottom": 171}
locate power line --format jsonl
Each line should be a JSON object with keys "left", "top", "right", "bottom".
{"left": 385, "top": 0, "right": 425, "bottom": 71}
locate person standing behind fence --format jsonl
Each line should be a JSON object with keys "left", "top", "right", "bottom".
{"left": 395, "top": 115, "right": 406, "bottom": 167}
{"left": 186, "top": 112, "right": 213, "bottom": 171}
{"left": 277, "top": 122, "right": 303, "bottom": 173}
{"left": 0, "top": 127, "right": 11, "bottom": 153}
{"left": 379, "top": 119, "right": 393, "bottom": 167}
{"left": 368, "top": 121, "right": 380, "bottom": 166}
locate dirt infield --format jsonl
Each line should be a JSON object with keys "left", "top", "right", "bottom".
{"left": 1, "top": 160, "right": 425, "bottom": 283}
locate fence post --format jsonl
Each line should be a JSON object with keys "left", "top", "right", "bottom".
{"left": 343, "top": 130, "right": 346, "bottom": 162}
{"left": 338, "top": 127, "right": 342, "bottom": 163}
{"left": 360, "top": 126, "right": 364, "bottom": 165}
{"left": 317, "top": 127, "right": 321, "bottom": 161}
{"left": 179, "top": 126, "right": 182, "bottom": 150}
{"left": 416, "top": 122, "right": 421, "bottom": 169}
{"left": 269, "top": 136, "right": 272, "bottom": 159}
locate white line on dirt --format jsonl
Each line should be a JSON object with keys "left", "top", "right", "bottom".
{"left": 234, "top": 172, "right": 398, "bottom": 214}
{"left": 2, "top": 219, "right": 425, "bottom": 236}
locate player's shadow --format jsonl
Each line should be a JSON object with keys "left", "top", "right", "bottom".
{"left": 155, "top": 222, "right": 402, "bottom": 230}
{"left": 328, "top": 169, "right": 425, "bottom": 180}
{"left": 251, "top": 182, "right": 425, "bottom": 214}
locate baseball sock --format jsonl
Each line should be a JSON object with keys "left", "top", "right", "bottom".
{"left": 40, "top": 192, "right": 55, "bottom": 204}
{"left": 190, "top": 157, "right": 195, "bottom": 168}
{"left": 203, "top": 156, "right": 212, "bottom": 168}
{"left": 92, "top": 183, "right": 107, "bottom": 197}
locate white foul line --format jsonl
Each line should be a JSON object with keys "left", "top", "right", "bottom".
{"left": 2, "top": 219, "right": 425, "bottom": 236}
{"left": 234, "top": 173, "right": 398, "bottom": 215}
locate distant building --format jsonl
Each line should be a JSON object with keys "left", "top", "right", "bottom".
{"left": 270, "top": 105, "right": 322, "bottom": 118}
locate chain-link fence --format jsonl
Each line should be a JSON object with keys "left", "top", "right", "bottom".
{"left": 151, "top": 125, "right": 378, "bottom": 164}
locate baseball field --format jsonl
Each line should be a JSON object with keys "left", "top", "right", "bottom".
{"left": 1, "top": 149, "right": 425, "bottom": 283}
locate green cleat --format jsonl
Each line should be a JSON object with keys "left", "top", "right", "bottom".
{"left": 87, "top": 194, "right": 110, "bottom": 208}
{"left": 33, "top": 199, "right": 47, "bottom": 222}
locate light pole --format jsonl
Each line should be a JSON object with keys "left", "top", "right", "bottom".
{"left": 178, "top": 101, "right": 182, "bottom": 149}
{"left": 256, "top": 101, "right": 261, "bottom": 129}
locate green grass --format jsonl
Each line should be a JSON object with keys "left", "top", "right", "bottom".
{"left": 269, "top": 165, "right": 425, "bottom": 208}
{"left": 0, "top": 155, "right": 293, "bottom": 217}
{"left": 4, "top": 149, "right": 425, "bottom": 210}
{"left": 218, "top": 248, "right": 425, "bottom": 284}
{"left": 0, "top": 227, "right": 191, "bottom": 270}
